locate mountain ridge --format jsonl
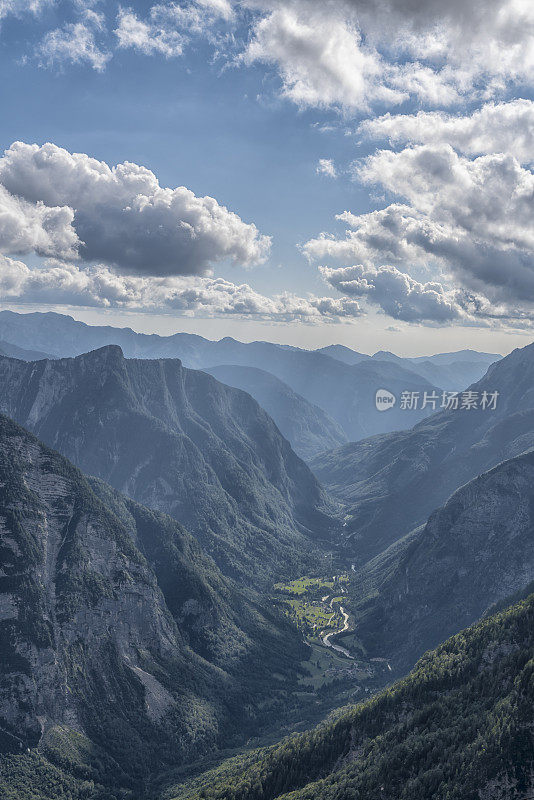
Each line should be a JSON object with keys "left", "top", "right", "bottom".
{"left": 0, "top": 345, "right": 333, "bottom": 584}
{"left": 0, "top": 311, "right": 484, "bottom": 440}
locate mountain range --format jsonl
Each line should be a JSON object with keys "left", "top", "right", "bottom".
{"left": 0, "top": 310, "right": 531, "bottom": 800}
{"left": 0, "top": 311, "right": 500, "bottom": 444}
{"left": 0, "top": 345, "right": 333, "bottom": 584}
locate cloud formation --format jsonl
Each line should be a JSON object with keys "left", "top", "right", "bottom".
{"left": 0, "top": 184, "right": 78, "bottom": 258}
{"left": 242, "top": 0, "right": 534, "bottom": 112}
{"left": 0, "top": 255, "right": 361, "bottom": 320}
{"left": 115, "top": 0, "right": 233, "bottom": 57}
{"left": 37, "top": 10, "right": 111, "bottom": 71}
{"left": 320, "top": 263, "right": 467, "bottom": 322}
{"left": 306, "top": 143, "right": 534, "bottom": 307}
{"left": 6, "top": 0, "right": 532, "bottom": 117}
{"left": 360, "top": 100, "right": 534, "bottom": 164}
{"left": 0, "top": 141, "right": 270, "bottom": 276}
{"left": 242, "top": 3, "right": 403, "bottom": 112}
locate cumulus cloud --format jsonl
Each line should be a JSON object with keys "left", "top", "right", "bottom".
{"left": 316, "top": 159, "right": 338, "bottom": 178}
{"left": 0, "top": 255, "right": 361, "bottom": 320}
{"left": 360, "top": 100, "right": 534, "bottom": 164}
{"left": 305, "top": 143, "right": 534, "bottom": 308}
{"left": 241, "top": 0, "right": 534, "bottom": 112}
{"left": 319, "top": 263, "right": 534, "bottom": 324}
{"left": 7, "top": 0, "right": 532, "bottom": 112}
{"left": 242, "top": 3, "right": 403, "bottom": 112}
{"left": 319, "top": 263, "right": 467, "bottom": 322}
{"left": 37, "top": 10, "right": 111, "bottom": 71}
{"left": 358, "top": 145, "right": 534, "bottom": 257}
{"left": 115, "top": 0, "right": 233, "bottom": 57}
{"left": 0, "top": 141, "right": 270, "bottom": 276}
{"left": 0, "top": 184, "right": 78, "bottom": 259}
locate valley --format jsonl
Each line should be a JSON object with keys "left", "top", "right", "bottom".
{"left": 0, "top": 317, "right": 532, "bottom": 800}
{"left": 272, "top": 573, "right": 392, "bottom": 693}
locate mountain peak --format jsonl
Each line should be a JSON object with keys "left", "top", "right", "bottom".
{"left": 76, "top": 343, "right": 125, "bottom": 364}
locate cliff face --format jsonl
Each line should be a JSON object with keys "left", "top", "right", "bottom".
{"left": 0, "top": 415, "right": 313, "bottom": 784}
{"left": 0, "top": 415, "right": 217, "bottom": 771}
{"left": 0, "top": 346, "right": 336, "bottom": 583}
{"left": 352, "top": 450, "right": 534, "bottom": 672}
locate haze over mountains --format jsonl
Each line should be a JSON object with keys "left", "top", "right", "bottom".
{"left": 318, "top": 343, "right": 501, "bottom": 391}
{"left": 205, "top": 365, "right": 347, "bottom": 460}
{"left": 0, "top": 311, "right": 500, "bottom": 448}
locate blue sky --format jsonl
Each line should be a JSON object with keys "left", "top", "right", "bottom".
{"left": 0, "top": 0, "right": 533, "bottom": 354}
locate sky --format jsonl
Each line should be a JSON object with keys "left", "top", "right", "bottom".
{"left": 0, "top": 0, "right": 534, "bottom": 355}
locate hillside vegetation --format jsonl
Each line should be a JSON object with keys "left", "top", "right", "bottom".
{"left": 166, "top": 594, "right": 534, "bottom": 800}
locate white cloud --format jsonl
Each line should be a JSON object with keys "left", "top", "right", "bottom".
{"left": 316, "top": 159, "right": 337, "bottom": 178}
{"left": 319, "top": 262, "right": 534, "bottom": 325}
{"left": 320, "top": 263, "right": 467, "bottom": 322}
{"left": 242, "top": 3, "right": 403, "bottom": 112}
{"left": 241, "top": 0, "right": 534, "bottom": 112}
{"left": 0, "top": 255, "right": 361, "bottom": 320}
{"left": 305, "top": 143, "right": 534, "bottom": 308}
{"left": 0, "top": 0, "right": 52, "bottom": 23}
{"left": 115, "top": 0, "right": 233, "bottom": 58}
{"left": 115, "top": 7, "right": 185, "bottom": 57}
{"left": 360, "top": 100, "right": 534, "bottom": 164}
{"left": 0, "top": 184, "right": 78, "bottom": 259}
{"left": 37, "top": 10, "right": 111, "bottom": 71}
{"left": 0, "top": 141, "right": 271, "bottom": 276}
{"left": 358, "top": 145, "right": 534, "bottom": 257}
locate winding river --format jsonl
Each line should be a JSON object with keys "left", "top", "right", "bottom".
{"left": 321, "top": 606, "right": 353, "bottom": 659}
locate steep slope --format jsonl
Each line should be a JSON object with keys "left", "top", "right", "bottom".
{"left": 0, "top": 414, "right": 226, "bottom": 776}
{"left": 351, "top": 450, "right": 534, "bottom": 672}
{"left": 167, "top": 594, "right": 534, "bottom": 800}
{"left": 312, "top": 341, "right": 534, "bottom": 563}
{"left": 0, "top": 346, "right": 333, "bottom": 583}
{"left": 0, "top": 311, "right": 442, "bottom": 441}
{"left": 204, "top": 365, "right": 347, "bottom": 460}
{"left": 0, "top": 415, "right": 317, "bottom": 794}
